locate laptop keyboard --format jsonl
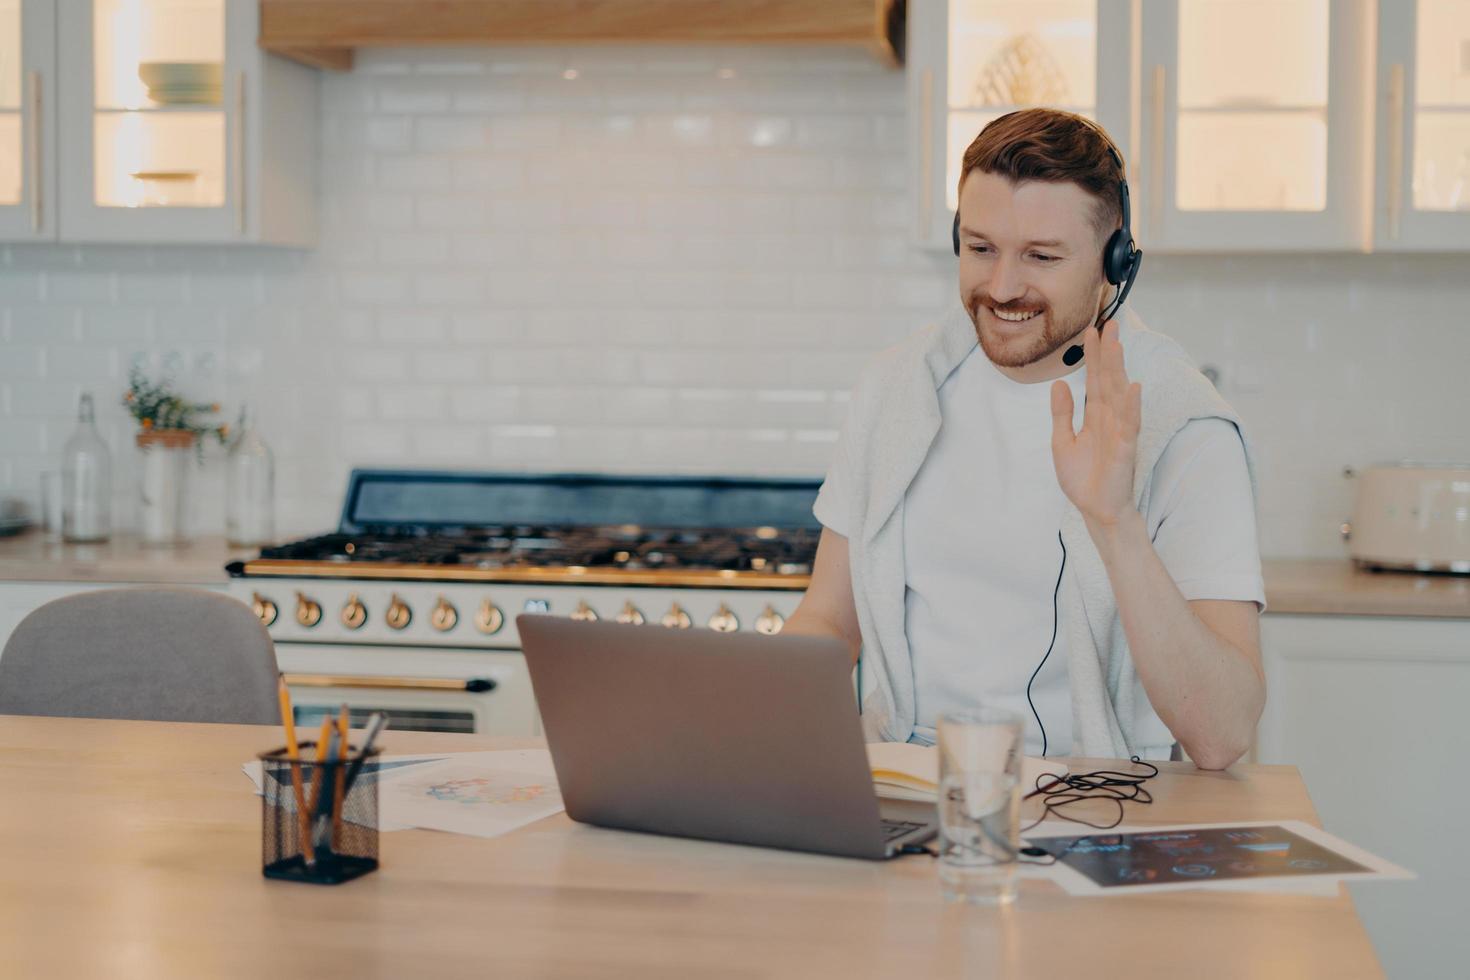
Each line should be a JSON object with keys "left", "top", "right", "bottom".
{"left": 881, "top": 819, "right": 928, "bottom": 843}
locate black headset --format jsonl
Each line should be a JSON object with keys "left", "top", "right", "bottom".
{"left": 952, "top": 143, "right": 1143, "bottom": 365}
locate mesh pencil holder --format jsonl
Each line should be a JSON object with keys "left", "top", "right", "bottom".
{"left": 259, "top": 743, "right": 381, "bottom": 884}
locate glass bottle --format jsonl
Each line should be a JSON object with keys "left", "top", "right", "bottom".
{"left": 62, "top": 393, "right": 112, "bottom": 542}
{"left": 225, "top": 409, "right": 274, "bottom": 547}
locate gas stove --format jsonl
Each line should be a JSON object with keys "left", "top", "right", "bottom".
{"left": 238, "top": 523, "right": 818, "bottom": 585}
{"left": 231, "top": 469, "right": 820, "bottom": 587}
{"left": 226, "top": 470, "right": 823, "bottom": 736}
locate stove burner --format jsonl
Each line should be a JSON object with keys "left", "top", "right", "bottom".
{"left": 256, "top": 524, "right": 820, "bottom": 577}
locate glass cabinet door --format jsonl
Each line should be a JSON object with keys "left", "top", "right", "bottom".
{"left": 1, "top": 0, "right": 21, "bottom": 209}
{"left": 1376, "top": 0, "right": 1470, "bottom": 249}
{"left": 57, "top": 0, "right": 247, "bottom": 241}
{"left": 910, "top": 0, "right": 1132, "bottom": 250}
{"left": 1139, "top": 0, "right": 1373, "bottom": 251}
{"left": 0, "top": 0, "right": 57, "bottom": 241}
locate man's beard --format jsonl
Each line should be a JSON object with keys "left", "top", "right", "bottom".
{"left": 965, "top": 291, "right": 1097, "bottom": 369}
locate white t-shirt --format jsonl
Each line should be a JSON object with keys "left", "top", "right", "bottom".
{"left": 814, "top": 344, "right": 1265, "bottom": 758}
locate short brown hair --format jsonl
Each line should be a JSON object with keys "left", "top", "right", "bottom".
{"left": 959, "top": 108, "right": 1124, "bottom": 242}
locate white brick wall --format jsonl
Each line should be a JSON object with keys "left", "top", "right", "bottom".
{"left": 2, "top": 46, "right": 1469, "bottom": 557}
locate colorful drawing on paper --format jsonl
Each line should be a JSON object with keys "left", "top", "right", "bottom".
{"left": 379, "top": 752, "right": 566, "bottom": 838}
{"left": 420, "top": 775, "right": 551, "bottom": 806}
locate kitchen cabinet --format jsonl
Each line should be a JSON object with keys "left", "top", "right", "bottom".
{"left": 1256, "top": 612, "right": 1470, "bottom": 980}
{"left": 0, "top": 0, "right": 56, "bottom": 241}
{"left": 0, "top": 0, "right": 317, "bottom": 245}
{"left": 1137, "top": 0, "right": 1374, "bottom": 251}
{"left": 1373, "top": 0, "right": 1470, "bottom": 250}
{"left": 910, "top": 0, "right": 1378, "bottom": 253}
{"left": 907, "top": 0, "right": 1134, "bottom": 251}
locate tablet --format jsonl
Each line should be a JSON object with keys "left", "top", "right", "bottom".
{"left": 1024, "top": 820, "right": 1413, "bottom": 896}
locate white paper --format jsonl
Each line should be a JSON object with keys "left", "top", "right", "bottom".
{"left": 377, "top": 750, "right": 564, "bottom": 839}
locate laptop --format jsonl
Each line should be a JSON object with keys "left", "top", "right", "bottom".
{"left": 516, "top": 614, "right": 938, "bottom": 860}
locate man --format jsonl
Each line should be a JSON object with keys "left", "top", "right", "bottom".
{"left": 784, "top": 109, "right": 1265, "bottom": 769}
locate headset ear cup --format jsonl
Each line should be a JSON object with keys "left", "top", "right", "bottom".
{"left": 1103, "top": 231, "right": 1132, "bottom": 285}
{"left": 952, "top": 212, "right": 961, "bottom": 257}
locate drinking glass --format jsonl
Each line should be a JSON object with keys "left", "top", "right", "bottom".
{"left": 937, "top": 707, "right": 1024, "bottom": 905}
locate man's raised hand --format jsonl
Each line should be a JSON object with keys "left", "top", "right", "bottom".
{"left": 1049, "top": 319, "right": 1143, "bottom": 529}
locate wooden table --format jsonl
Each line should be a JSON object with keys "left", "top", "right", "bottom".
{"left": 0, "top": 715, "right": 1382, "bottom": 979}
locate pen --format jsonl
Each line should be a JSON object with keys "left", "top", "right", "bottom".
{"left": 340, "top": 712, "right": 389, "bottom": 795}
{"left": 277, "top": 676, "right": 315, "bottom": 866}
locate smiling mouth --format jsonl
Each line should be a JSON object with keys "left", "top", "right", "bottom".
{"left": 988, "top": 306, "right": 1043, "bottom": 323}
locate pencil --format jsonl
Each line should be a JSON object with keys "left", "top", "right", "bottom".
{"left": 330, "top": 704, "right": 349, "bottom": 850}
{"left": 304, "top": 717, "right": 333, "bottom": 862}
{"left": 277, "top": 676, "right": 315, "bottom": 866}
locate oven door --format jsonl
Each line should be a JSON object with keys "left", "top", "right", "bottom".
{"left": 276, "top": 643, "right": 537, "bottom": 737}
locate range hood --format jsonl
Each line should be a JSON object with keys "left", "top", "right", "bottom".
{"left": 259, "top": 0, "right": 905, "bottom": 71}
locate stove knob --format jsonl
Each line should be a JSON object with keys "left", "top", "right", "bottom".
{"left": 707, "top": 604, "right": 740, "bottom": 633}
{"left": 341, "top": 594, "right": 368, "bottom": 630}
{"left": 755, "top": 605, "right": 785, "bottom": 636}
{"left": 295, "top": 592, "right": 322, "bottom": 628}
{"left": 661, "top": 602, "right": 692, "bottom": 630}
{"left": 474, "top": 599, "right": 505, "bottom": 635}
{"left": 251, "top": 593, "right": 278, "bottom": 627}
{"left": 616, "top": 602, "right": 645, "bottom": 626}
{"left": 430, "top": 597, "right": 458, "bottom": 632}
{"left": 386, "top": 594, "right": 412, "bottom": 631}
{"left": 570, "top": 601, "right": 599, "bottom": 623}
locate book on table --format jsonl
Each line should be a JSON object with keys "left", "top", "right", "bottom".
{"left": 866, "top": 742, "right": 1069, "bottom": 803}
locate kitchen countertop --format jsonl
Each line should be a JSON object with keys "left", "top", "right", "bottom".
{"left": 0, "top": 530, "right": 256, "bottom": 585}
{"left": 1259, "top": 558, "right": 1470, "bottom": 619}
{"left": 0, "top": 530, "right": 1466, "bottom": 618}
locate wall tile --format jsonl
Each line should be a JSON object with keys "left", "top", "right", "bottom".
{"left": 377, "top": 81, "right": 453, "bottom": 114}
{"left": 9, "top": 306, "right": 80, "bottom": 343}
{"left": 416, "top": 116, "right": 489, "bottom": 152}
{"left": 378, "top": 385, "right": 447, "bottom": 421}
{"left": 45, "top": 346, "right": 119, "bottom": 382}
{"left": 43, "top": 271, "right": 115, "bottom": 305}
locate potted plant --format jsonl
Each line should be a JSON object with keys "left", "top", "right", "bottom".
{"left": 123, "top": 367, "right": 228, "bottom": 546}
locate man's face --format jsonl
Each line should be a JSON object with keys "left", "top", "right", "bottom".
{"left": 956, "top": 171, "right": 1109, "bottom": 371}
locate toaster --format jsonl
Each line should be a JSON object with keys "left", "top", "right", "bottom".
{"left": 1343, "top": 463, "right": 1470, "bottom": 573}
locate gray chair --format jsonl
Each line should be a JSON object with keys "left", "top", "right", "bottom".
{"left": 0, "top": 587, "right": 280, "bottom": 724}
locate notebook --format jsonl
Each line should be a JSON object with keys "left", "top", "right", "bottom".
{"left": 867, "top": 742, "right": 1070, "bottom": 803}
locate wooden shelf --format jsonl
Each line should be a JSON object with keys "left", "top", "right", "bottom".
{"left": 258, "top": 0, "right": 905, "bottom": 71}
